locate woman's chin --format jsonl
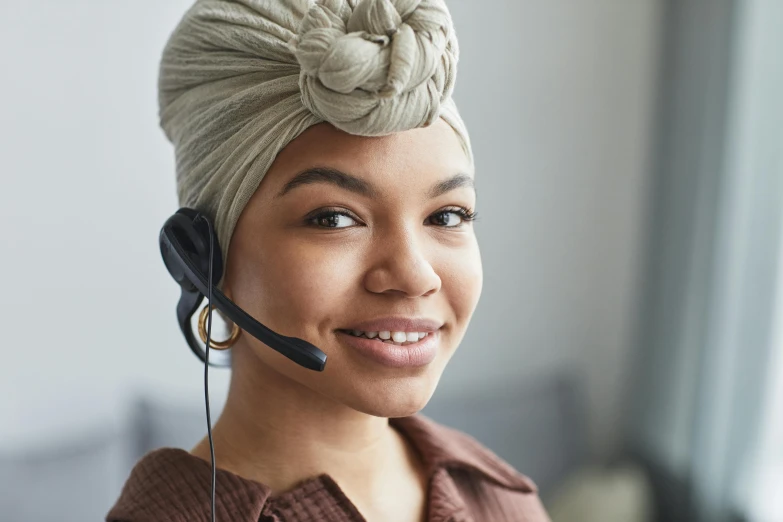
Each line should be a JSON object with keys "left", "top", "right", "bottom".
{"left": 356, "top": 401, "right": 428, "bottom": 419}
{"left": 341, "top": 382, "right": 439, "bottom": 419}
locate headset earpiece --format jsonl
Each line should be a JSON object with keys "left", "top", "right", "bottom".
{"left": 161, "top": 209, "right": 223, "bottom": 288}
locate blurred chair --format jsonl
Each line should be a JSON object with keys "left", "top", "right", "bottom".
{"left": 0, "top": 429, "right": 132, "bottom": 521}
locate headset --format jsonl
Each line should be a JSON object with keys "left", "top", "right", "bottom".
{"left": 159, "top": 207, "right": 328, "bottom": 521}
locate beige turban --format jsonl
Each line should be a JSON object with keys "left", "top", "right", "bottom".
{"left": 159, "top": 0, "right": 472, "bottom": 288}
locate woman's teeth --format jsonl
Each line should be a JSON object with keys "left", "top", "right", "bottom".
{"left": 345, "top": 330, "right": 428, "bottom": 344}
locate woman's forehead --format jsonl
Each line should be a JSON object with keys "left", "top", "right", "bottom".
{"left": 270, "top": 120, "right": 472, "bottom": 184}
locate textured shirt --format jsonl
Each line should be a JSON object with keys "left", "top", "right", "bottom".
{"left": 106, "top": 414, "right": 551, "bottom": 521}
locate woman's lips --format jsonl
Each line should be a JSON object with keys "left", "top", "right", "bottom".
{"left": 336, "top": 330, "right": 440, "bottom": 368}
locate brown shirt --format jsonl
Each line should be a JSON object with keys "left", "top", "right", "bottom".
{"left": 106, "top": 414, "right": 551, "bottom": 521}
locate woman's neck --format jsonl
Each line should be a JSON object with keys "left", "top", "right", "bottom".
{"left": 189, "top": 346, "right": 426, "bottom": 504}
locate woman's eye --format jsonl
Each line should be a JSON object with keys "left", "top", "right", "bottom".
{"left": 309, "top": 211, "right": 358, "bottom": 229}
{"left": 430, "top": 211, "right": 462, "bottom": 227}
{"left": 428, "top": 208, "right": 476, "bottom": 228}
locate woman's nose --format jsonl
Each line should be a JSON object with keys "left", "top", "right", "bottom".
{"left": 362, "top": 230, "right": 442, "bottom": 298}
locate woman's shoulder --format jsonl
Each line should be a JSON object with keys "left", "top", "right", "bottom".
{"left": 105, "top": 447, "right": 270, "bottom": 522}
{"left": 393, "top": 414, "right": 552, "bottom": 521}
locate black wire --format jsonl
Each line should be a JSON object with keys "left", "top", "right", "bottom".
{"left": 199, "top": 215, "right": 217, "bottom": 522}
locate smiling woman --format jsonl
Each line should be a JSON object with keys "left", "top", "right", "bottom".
{"left": 106, "top": 1, "right": 550, "bottom": 521}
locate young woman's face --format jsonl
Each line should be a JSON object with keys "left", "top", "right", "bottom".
{"left": 224, "top": 119, "right": 482, "bottom": 417}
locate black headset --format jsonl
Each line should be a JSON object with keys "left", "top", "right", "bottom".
{"left": 158, "top": 207, "right": 327, "bottom": 521}
{"left": 159, "top": 207, "right": 327, "bottom": 370}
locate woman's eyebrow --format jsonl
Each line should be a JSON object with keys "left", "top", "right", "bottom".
{"left": 427, "top": 173, "right": 475, "bottom": 198}
{"left": 276, "top": 167, "right": 377, "bottom": 198}
{"left": 275, "top": 167, "right": 475, "bottom": 198}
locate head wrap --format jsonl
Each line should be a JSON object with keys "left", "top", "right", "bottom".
{"left": 159, "top": 0, "right": 472, "bottom": 288}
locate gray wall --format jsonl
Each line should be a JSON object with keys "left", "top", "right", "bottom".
{"left": 0, "top": 0, "right": 661, "bottom": 461}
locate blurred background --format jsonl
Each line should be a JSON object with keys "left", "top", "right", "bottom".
{"left": 1, "top": 0, "right": 781, "bottom": 521}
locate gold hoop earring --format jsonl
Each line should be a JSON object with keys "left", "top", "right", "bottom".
{"left": 198, "top": 305, "right": 241, "bottom": 350}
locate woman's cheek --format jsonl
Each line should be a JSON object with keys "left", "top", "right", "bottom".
{"left": 442, "top": 243, "right": 483, "bottom": 313}
{"left": 272, "top": 242, "right": 359, "bottom": 320}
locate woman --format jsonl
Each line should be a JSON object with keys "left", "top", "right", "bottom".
{"left": 108, "top": 0, "right": 550, "bottom": 520}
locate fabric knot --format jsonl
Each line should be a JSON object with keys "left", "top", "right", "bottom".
{"left": 289, "top": 0, "right": 458, "bottom": 135}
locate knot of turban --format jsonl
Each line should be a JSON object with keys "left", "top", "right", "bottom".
{"left": 158, "top": 0, "right": 472, "bottom": 288}
{"left": 292, "top": 0, "right": 456, "bottom": 133}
